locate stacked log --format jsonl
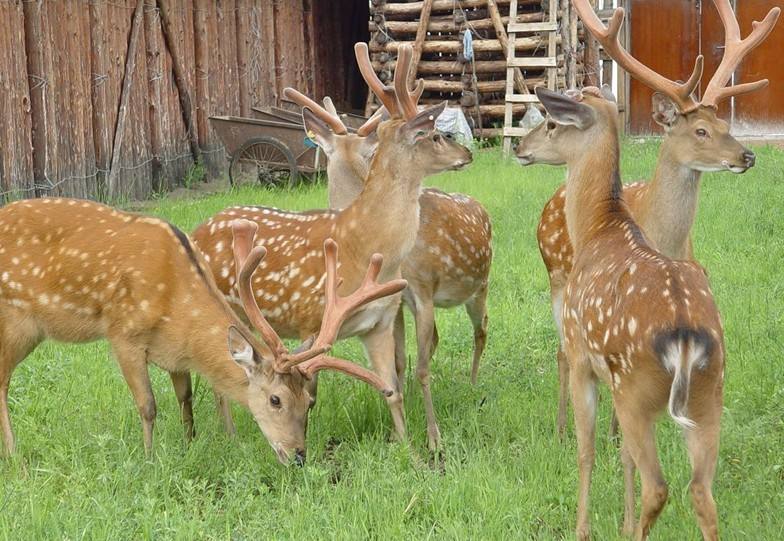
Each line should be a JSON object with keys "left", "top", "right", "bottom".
{"left": 367, "top": 0, "right": 576, "bottom": 137}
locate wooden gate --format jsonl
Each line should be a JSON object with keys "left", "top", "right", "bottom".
{"left": 628, "top": 0, "right": 783, "bottom": 135}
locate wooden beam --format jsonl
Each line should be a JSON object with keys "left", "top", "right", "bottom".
{"left": 383, "top": 0, "right": 516, "bottom": 16}
{"left": 374, "top": 59, "right": 514, "bottom": 75}
{"left": 371, "top": 35, "right": 556, "bottom": 54}
{"left": 371, "top": 15, "right": 547, "bottom": 34}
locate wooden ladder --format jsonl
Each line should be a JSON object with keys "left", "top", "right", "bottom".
{"left": 502, "top": 0, "right": 559, "bottom": 154}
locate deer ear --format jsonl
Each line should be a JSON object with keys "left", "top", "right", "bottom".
{"left": 303, "top": 108, "right": 336, "bottom": 154}
{"left": 402, "top": 101, "right": 446, "bottom": 135}
{"left": 535, "top": 87, "right": 595, "bottom": 130}
{"left": 228, "top": 326, "right": 264, "bottom": 377}
{"left": 651, "top": 92, "right": 680, "bottom": 130}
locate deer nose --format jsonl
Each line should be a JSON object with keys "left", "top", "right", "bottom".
{"left": 294, "top": 448, "right": 306, "bottom": 467}
{"left": 742, "top": 150, "right": 756, "bottom": 168}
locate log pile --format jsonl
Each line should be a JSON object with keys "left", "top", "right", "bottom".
{"left": 368, "top": 0, "right": 585, "bottom": 137}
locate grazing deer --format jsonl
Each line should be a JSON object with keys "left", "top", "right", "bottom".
{"left": 524, "top": 0, "right": 778, "bottom": 439}
{"left": 522, "top": 85, "right": 726, "bottom": 540}
{"left": 281, "top": 44, "right": 492, "bottom": 451}
{"left": 192, "top": 43, "right": 473, "bottom": 445}
{"left": 0, "top": 199, "right": 403, "bottom": 464}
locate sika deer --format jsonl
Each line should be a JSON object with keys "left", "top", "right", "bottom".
{"left": 281, "top": 43, "right": 492, "bottom": 450}
{"left": 524, "top": 85, "right": 726, "bottom": 540}
{"left": 523, "top": 0, "right": 778, "bottom": 438}
{"left": 192, "top": 43, "right": 473, "bottom": 445}
{"left": 0, "top": 199, "right": 403, "bottom": 464}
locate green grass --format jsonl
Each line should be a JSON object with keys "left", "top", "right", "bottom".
{"left": 1, "top": 141, "right": 783, "bottom": 539}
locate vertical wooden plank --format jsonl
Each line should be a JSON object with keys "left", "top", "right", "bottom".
{"left": 89, "top": 0, "right": 112, "bottom": 199}
{"left": 0, "top": 0, "right": 34, "bottom": 200}
{"left": 502, "top": 0, "right": 518, "bottom": 154}
{"left": 193, "top": 0, "right": 211, "bottom": 149}
{"left": 274, "top": 1, "right": 309, "bottom": 97}
{"left": 733, "top": 0, "right": 784, "bottom": 133}
{"left": 158, "top": 0, "right": 200, "bottom": 165}
{"left": 24, "top": 0, "right": 95, "bottom": 199}
{"left": 628, "top": 0, "right": 699, "bottom": 134}
{"left": 235, "top": 0, "right": 251, "bottom": 116}
{"left": 107, "top": 0, "right": 146, "bottom": 199}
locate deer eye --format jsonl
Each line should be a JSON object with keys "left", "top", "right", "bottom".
{"left": 270, "top": 395, "right": 281, "bottom": 407}
{"left": 546, "top": 120, "right": 557, "bottom": 131}
{"left": 696, "top": 128, "right": 708, "bottom": 137}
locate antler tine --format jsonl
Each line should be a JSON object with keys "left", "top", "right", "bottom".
{"left": 313, "top": 239, "right": 407, "bottom": 350}
{"left": 289, "top": 239, "right": 405, "bottom": 394}
{"left": 356, "top": 105, "right": 388, "bottom": 137}
{"left": 282, "top": 87, "right": 348, "bottom": 135}
{"left": 231, "top": 220, "right": 289, "bottom": 361}
{"left": 297, "top": 355, "right": 394, "bottom": 396}
{"left": 322, "top": 96, "right": 338, "bottom": 116}
{"left": 355, "top": 42, "right": 401, "bottom": 117}
{"left": 573, "top": 1, "right": 703, "bottom": 112}
{"left": 701, "top": 1, "right": 780, "bottom": 108}
{"left": 394, "top": 45, "right": 420, "bottom": 119}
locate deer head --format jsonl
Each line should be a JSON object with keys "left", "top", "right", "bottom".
{"left": 571, "top": 0, "right": 779, "bottom": 173}
{"left": 353, "top": 42, "right": 472, "bottom": 178}
{"left": 229, "top": 220, "right": 407, "bottom": 465}
{"left": 282, "top": 87, "right": 386, "bottom": 208}
{"left": 517, "top": 86, "right": 619, "bottom": 166}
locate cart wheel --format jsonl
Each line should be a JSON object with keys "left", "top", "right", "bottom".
{"left": 229, "top": 136, "right": 298, "bottom": 188}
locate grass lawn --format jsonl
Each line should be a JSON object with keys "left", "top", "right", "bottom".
{"left": 1, "top": 141, "right": 782, "bottom": 539}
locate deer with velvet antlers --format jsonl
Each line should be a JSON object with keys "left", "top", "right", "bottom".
{"left": 520, "top": 0, "right": 779, "bottom": 439}
{"left": 192, "top": 43, "right": 473, "bottom": 446}
{"left": 522, "top": 84, "right": 726, "bottom": 540}
{"left": 0, "top": 199, "right": 404, "bottom": 465}
{"left": 281, "top": 42, "right": 492, "bottom": 451}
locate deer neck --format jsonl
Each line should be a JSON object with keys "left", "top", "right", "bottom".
{"left": 166, "top": 287, "right": 250, "bottom": 407}
{"left": 634, "top": 141, "right": 701, "bottom": 260}
{"left": 327, "top": 159, "right": 365, "bottom": 210}
{"left": 564, "top": 130, "right": 623, "bottom": 253}
{"left": 335, "top": 146, "right": 421, "bottom": 277}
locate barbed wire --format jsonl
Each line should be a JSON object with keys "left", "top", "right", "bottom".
{"left": 0, "top": 146, "right": 226, "bottom": 201}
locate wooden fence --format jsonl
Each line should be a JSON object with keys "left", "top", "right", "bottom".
{"left": 0, "top": 0, "right": 317, "bottom": 202}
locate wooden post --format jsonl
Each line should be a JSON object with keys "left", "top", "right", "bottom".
{"left": 488, "top": 0, "right": 529, "bottom": 95}
{"left": 107, "top": 0, "right": 145, "bottom": 199}
{"left": 407, "top": 0, "right": 433, "bottom": 87}
{"left": 583, "top": 0, "right": 600, "bottom": 86}
{"left": 569, "top": 0, "right": 578, "bottom": 87}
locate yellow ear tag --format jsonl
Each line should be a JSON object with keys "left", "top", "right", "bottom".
{"left": 307, "top": 130, "right": 316, "bottom": 139}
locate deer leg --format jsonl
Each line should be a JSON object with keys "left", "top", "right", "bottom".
{"left": 684, "top": 395, "right": 722, "bottom": 541}
{"left": 213, "top": 390, "right": 236, "bottom": 436}
{"left": 464, "top": 282, "right": 488, "bottom": 384}
{"left": 569, "top": 356, "right": 598, "bottom": 541}
{"left": 609, "top": 409, "right": 620, "bottom": 441}
{"left": 621, "top": 441, "right": 637, "bottom": 537}
{"left": 413, "top": 292, "right": 440, "bottom": 450}
{"left": 551, "top": 285, "right": 569, "bottom": 438}
{"left": 0, "top": 317, "right": 41, "bottom": 456}
{"left": 360, "top": 322, "right": 406, "bottom": 442}
{"left": 556, "top": 346, "right": 570, "bottom": 439}
{"left": 111, "top": 340, "right": 157, "bottom": 456}
{"left": 615, "top": 404, "right": 667, "bottom": 541}
{"left": 169, "top": 372, "right": 194, "bottom": 442}
{"left": 393, "top": 306, "right": 407, "bottom": 384}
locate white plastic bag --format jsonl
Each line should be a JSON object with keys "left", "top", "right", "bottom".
{"left": 435, "top": 106, "right": 474, "bottom": 147}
